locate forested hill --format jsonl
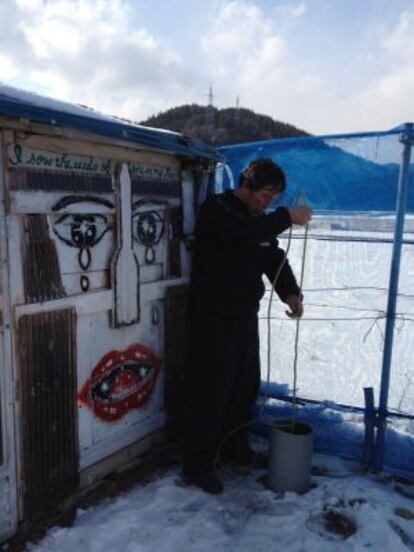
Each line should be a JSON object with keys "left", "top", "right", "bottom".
{"left": 140, "top": 105, "right": 309, "bottom": 146}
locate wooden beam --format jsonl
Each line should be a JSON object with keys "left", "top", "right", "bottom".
{"left": 111, "top": 163, "right": 140, "bottom": 327}
{"left": 14, "top": 132, "right": 180, "bottom": 169}
{"left": 0, "top": 115, "right": 181, "bottom": 163}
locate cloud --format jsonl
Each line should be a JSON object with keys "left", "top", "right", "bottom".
{"left": 202, "top": 2, "right": 288, "bottom": 98}
{"left": 344, "top": 9, "right": 414, "bottom": 131}
{"left": 201, "top": 1, "right": 323, "bottom": 128}
{"left": 289, "top": 2, "right": 307, "bottom": 19}
{"left": 0, "top": 0, "right": 196, "bottom": 121}
{"left": 202, "top": 2, "right": 276, "bottom": 65}
{"left": 383, "top": 10, "right": 414, "bottom": 59}
{"left": 0, "top": 55, "right": 18, "bottom": 80}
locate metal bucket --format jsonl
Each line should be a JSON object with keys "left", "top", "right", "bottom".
{"left": 267, "top": 419, "right": 313, "bottom": 494}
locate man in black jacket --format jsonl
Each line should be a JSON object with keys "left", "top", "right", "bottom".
{"left": 182, "top": 158, "right": 312, "bottom": 494}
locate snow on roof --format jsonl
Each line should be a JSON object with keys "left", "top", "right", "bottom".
{"left": 0, "top": 83, "right": 220, "bottom": 160}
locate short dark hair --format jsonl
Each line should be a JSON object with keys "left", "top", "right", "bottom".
{"left": 239, "top": 158, "right": 286, "bottom": 193}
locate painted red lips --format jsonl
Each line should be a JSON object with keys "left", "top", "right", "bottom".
{"left": 78, "top": 343, "right": 161, "bottom": 422}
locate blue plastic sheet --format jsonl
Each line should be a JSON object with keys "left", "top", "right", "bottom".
{"left": 217, "top": 128, "right": 414, "bottom": 212}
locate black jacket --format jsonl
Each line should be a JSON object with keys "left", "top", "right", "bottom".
{"left": 191, "top": 190, "right": 301, "bottom": 319}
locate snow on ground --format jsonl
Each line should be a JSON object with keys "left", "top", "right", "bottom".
{"left": 26, "top": 453, "right": 414, "bottom": 552}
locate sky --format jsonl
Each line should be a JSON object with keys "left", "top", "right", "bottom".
{"left": 0, "top": 0, "right": 413, "bottom": 135}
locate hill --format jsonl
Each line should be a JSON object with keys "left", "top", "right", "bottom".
{"left": 140, "top": 105, "right": 309, "bottom": 146}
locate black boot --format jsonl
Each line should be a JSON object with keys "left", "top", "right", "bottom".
{"left": 183, "top": 472, "right": 223, "bottom": 494}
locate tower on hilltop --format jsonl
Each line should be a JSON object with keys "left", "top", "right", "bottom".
{"left": 208, "top": 84, "right": 214, "bottom": 107}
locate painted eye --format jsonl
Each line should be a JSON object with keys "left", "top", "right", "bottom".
{"left": 138, "top": 365, "right": 151, "bottom": 379}
{"left": 53, "top": 214, "right": 111, "bottom": 248}
{"left": 133, "top": 210, "right": 164, "bottom": 246}
{"left": 90, "top": 363, "right": 153, "bottom": 402}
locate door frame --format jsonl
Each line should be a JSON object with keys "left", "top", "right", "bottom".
{"left": 0, "top": 131, "right": 18, "bottom": 542}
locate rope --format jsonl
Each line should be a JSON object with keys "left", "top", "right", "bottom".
{"left": 265, "top": 226, "right": 292, "bottom": 419}
{"left": 265, "top": 194, "right": 309, "bottom": 432}
{"left": 292, "top": 222, "right": 309, "bottom": 427}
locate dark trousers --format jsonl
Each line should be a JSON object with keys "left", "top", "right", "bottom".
{"left": 182, "top": 314, "right": 260, "bottom": 475}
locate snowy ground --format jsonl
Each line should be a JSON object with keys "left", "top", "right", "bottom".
{"left": 26, "top": 453, "right": 414, "bottom": 552}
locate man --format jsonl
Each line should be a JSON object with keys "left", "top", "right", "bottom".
{"left": 182, "top": 158, "right": 312, "bottom": 494}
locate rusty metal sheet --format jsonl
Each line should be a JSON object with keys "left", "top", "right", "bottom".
{"left": 18, "top": 308, "right": 78, "bottom": 519}
{"left": 0, "top": 394, "right": 3, "bottom": 466}
{"left": 9, "top": 169, "right": 112, "bottom": 193}
{"left": 165, "top": 206, "right": 182, "bottom": 278}
{"left": 164, "top": 284, "right": 190, "bottom": 438}
{"left": 23, "top": 214, "right": 66, "bottom": 303}
{"left": 10, "top": 169, "right": 181, "bottom": 196}
{"left": 131, "top": 178, "right": 180, "bottom": 197}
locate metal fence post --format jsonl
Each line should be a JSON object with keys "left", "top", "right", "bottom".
{"left": 373, "top": 123, "right": 414, "bottom": 471}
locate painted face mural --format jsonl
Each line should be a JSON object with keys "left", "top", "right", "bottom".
{"left": 132, "top": 199, "right": 166, "bottom": 264}
{"left": 78, "top": 344, "right": 161, "bottom": 422}
{"left": 52, "top": 196, "right": 114, "bottom": 292}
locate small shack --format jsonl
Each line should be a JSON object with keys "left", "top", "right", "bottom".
{"left": 0, "top": 85, "right": 219, "bottom": 542}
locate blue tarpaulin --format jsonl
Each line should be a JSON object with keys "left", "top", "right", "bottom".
{"left": 217, "top": 127, "right": 414, "bottom": 212}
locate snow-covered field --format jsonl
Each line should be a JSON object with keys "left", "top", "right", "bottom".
{"left": 27, "top": 454, "right": 414, "bottom": 552}
{"left": 261, "top": 215, "right": 414, "bottom": 415}
{"left": 24, "top": 214, "right": 414, "bottom": 552}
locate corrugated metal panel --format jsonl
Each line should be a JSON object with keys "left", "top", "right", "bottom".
{"left": 164, "top": 284, "right": 190, "bottom": 438}
{"left": 23, "top": 214, "right": 66, "bottom": 303}
{"left": 18, "top": 309, "right": 78, "bottom": 519}
{"left": 10, "top": 169, "right": 112, "bottom": 192}
{"left": 10, "top": 169, "right": 182, "bottom": 196}
{"left": 165, "top": 207, "right": 182, "bottom": 278}
{"left": 0, "top": 394, "right": 3, "bottom": 466}
{"left": 131, "top": 178, "right": 180, "bottom": 197}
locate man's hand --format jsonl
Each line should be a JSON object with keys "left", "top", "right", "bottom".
{"left": 285, "top": 294, "right": 304, "bottom": 319}
{"left": 288, "top": 205, "right": 312, "bottom": 226}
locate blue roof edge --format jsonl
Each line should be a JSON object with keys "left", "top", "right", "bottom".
{"left": 0, "top": 91, "right": 221, "bottom": 162}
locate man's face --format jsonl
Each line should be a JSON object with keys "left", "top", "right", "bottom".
{"left": 246, "top": 186, "right": 279, "bottom": 214}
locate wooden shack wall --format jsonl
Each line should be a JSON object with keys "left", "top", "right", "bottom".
{"left": 0, "top": 122, "right": 206, "bottom": 532}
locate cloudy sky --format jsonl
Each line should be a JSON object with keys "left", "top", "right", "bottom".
{"left": 0, "top": 0, "right": 413, "bottom": 134}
